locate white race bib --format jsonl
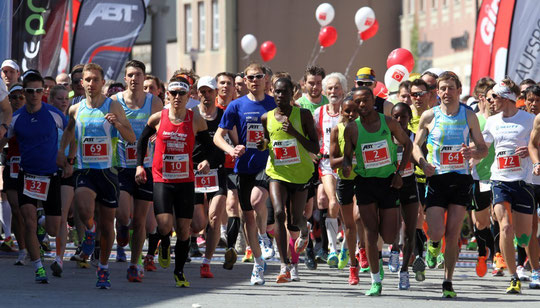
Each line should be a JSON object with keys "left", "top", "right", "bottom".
{"left": 126, "top": 143, "right": 150, "bottom": 165}
{"left": 440, "top": 145, "right": 465, "bottom": 172}
{"left": 195, "top": 169, "right": 219, "bottom": 193}
{"left": 272, "top": 139, "right": 301, "bottom": 166}
{"left": 82, "top": 136, "right": 109, "bottom": 163}
{"left": 246, "top": 123, "right": 264, "bottom": 149}
{"left": 9, "top": 156, "right": 20, "bottom": 179}
{"left": 495, "top": 150, "right": 522, "bottom": 174}
{"left": 361, "top": 140, "right": 391, "bottom": 169}
{"left": 162, "top": 154, "right": 189, "bottom": 180}
{"left": 23, "top": 174, "right": 51, "bottom": 201}
{"left": 397, "top": 152, "right": 414, "bottom": 177}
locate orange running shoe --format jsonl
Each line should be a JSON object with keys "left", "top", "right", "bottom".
{"left": 200, "top": 263, "right": 214, "bottom": 278}
{"left": 476, "top": 256, "right": 488, "bottom": 277}
{"left": 276, "top": 267, "right": 291, "bottom": 283}
{"left": 495, "top": 252, "right": 507, "bottom": 269}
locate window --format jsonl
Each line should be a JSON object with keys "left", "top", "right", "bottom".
{"left": 185, "top": 4, "right": 192, "bottom": 53}
{"left": 432, "top": 0, "right": 438, "bottom": 9}
{"left": 409, "top": 0, "right": 415, "bottom": 13}
{"left": 212, "top": 0, "right": 219, "bottom": 49}
{"left": 198, "top": 2, "right": 206, "bottom": 51}
{"left": 420, "top": 0, "right": 425, "bottom": 11}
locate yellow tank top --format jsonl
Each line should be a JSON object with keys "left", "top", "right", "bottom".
{"left": 337, "top": 122, "right": 357, "bottom": 180}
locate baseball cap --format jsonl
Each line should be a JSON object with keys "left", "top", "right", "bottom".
{"left": 197, "top": 76, "right": 217, "bottom": 90}
{"left": 1, "top": 59, "right": 20, "bottom": 72}
{"left": 355, "top": 67, "right": 376, "bottom": 81}
{"left": 9, "top": 84, "right": 23, "bottom": 94}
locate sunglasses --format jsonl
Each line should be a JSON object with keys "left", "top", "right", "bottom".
{"left": 246, "top": 74, "right": 265, "bottom": 81}
{"left": 24, "top": 88, "right": 44, "bottom": 94}
{"left": 72, "top": 78, "right": 81, "bottom": 85}
{"left": 169, "top": 90, "right": 187, "bottom": 97}
{"left": 9, "top": 94, "right": 24, "bottom": 100}
{"left": 59, "top": 83, "right": 70, "bottom": 87}
{"left": 411, "top": 91, "right": 428, "bottom": 98}
{"left": 355, "top": 80, "right": 374, "bottom": 87}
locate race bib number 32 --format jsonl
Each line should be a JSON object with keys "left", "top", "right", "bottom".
{"left": 440, "top": 145, "right": 465, "bottom": 171}
{"left": 23, "top": 174, "right": 51, "bottom": 201}
{"left": 361, "top": 140, "right": 391, "bottom": 169}
{"left": 82, "top": 137, "right": 109, "bottom": 163}
{"left": 246, "top": 123, "right": 264, "bottom": 149}
{"left": 162, "top": 154, "right": 189, "bottom": 180}
{"left": 273, "top": 139, "right": 301, "bottom": 166}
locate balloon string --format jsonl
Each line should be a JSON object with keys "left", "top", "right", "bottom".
{"left": 344, "top": 39, "right": 363, "bottom": 78}
{"left": 307, "top": 27, "right": 322, "bottom": 68}
{"left": 311, "top": 47, "right": 324, "bottom": 66}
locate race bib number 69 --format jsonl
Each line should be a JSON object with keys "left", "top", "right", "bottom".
{"left": 82, "top": 137, "right": 109, "bottom": 163}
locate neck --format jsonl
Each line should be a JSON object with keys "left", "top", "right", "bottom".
{"left": 216, "top": 95, "right": 230, "bottom": 106}
{"left": 361, "top": 110, "right": 379, "bottom": 123}
{"left": 171, "top": 106, "right": 186, "bottom": 119}
{"left": 25, "top": 101, "right": 42, "bottom": 114}
{"left": 308, "top": 95, "right": 322, "bottom": 104}
{"left": 502, "top": 104, "right": 518, "bottom": 118}
{"left": 276, "top": 104, "right": 292, "bottom": 116}
{"left": 440, "top": 101, "right": 460, "bottom": 116}
{"left": 86, "top": 93, "right": 105, "bottom": 107}
{"left": 126, "top": 89, "right": 145, "bottom": 105}
{"left": 327, "top": 101, "right": 341, "bottom": 115}
{"left": 199, "top": 101, "right": 216, "bottom": 115}
{"left": 248, "top": 91, "right": 265, "bottom": 102}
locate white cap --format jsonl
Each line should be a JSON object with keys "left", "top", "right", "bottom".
{"left": 1, "top": 59, "right": 20, "bottom": 72}
{"left": 422, "top": 67, "right": 444, "bottom": 77}
{"left": 197, "top": 76, "right": 217, "bottom": 90}
{"left": 9, "top": 84, "right": 23, "bottom": 94}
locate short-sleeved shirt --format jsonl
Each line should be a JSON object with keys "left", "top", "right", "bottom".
{"left": 219, "top": 94, "right": 276, "bottom": 174}
{"left": 296, "top": 95, "right": 328, "bottom": 114}
{"left": 8, "top": 103, "right": 67, "bottom": 175}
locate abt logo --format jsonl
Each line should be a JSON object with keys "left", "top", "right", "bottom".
{"left": 85, "top": 3, "right": 139, "bottom": 26}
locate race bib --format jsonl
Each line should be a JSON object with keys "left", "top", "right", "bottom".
{"left": 224, "top": 134, "right": 235, "bottom": 168}
{"left": 195, "top": 169, "right": 219, "bottom": 193}
{"left": 440, "top": 145, "right": 465, "bottom": 171}
{"left": 496, "top": 150, "right": 522, "bottom": 173}
{"left": 126, "top": 143, "right": 150, "bottom": 165}
{"left": 23, "top": 174, "right": 51, "bottom": 201}
{"left": 479, "top": 180, "right": 491, "bottom": 192}
{"left": 361, "top": 140, "right": 391, "bottom": 169}
{"left": 273, "top": 139, "right": 301, "bottom": 166}
{"left": 162, "top": 154, "right": 189, "bottom": 180}
{"left": 246, "top": 123, "right": 264, "bottom": 149}
{"left": 397, "top": 152, "right": 414, "bottom": 177}
{"left": 82, "top": 137, "right": 109, "bottom": 163}
{"left": 9, "top": 156, "right": 20, "bottom": 179}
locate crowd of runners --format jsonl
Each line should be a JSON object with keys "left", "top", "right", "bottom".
{"left": 1, "top": 57, "right": 540, "bottom": 298}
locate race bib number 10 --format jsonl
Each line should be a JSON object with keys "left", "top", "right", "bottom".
{"left": 273, "top": 139, "right": 301, "bottom": 166}
{"left": 246, "top": 123, "right": 264, "bottom": 149}
{"left": 162, "top": 154, "right": 189, "bottom": 180}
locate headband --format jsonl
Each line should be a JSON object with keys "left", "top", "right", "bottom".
{"left": 168, "top": 81, "right": 190, "bottom": 91}
{"left": 493, "top": 82, "right": 517, "bottom": 102}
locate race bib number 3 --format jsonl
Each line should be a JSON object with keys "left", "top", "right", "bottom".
{"left": 82, "top": 137, "right": 109, "bottom": 163}
{"left": 246, "top": 123, "right": 264, "bottom": 149}
{"left": 23, "top": 174, "right": 51, "bottom": 201}
{"left": 273, "top": 139, "right": 301, "bottom": 166}
{"left": 162, "top": 154, "right": 189, "bottom": 180}
{"left": 195, "top": 169, "right": 219, "bottom": 193}
{"left": 361, "top": 140, "right": 391, "bottom": 169}
{"left": 10, "top": 156, "right": 20, "bottom": 179}
{"left": 397, "top": 152, "right": 414, "bottom": 177}
{"left": 440, "top": 145, "right": 465, "bottom": 171}
{"left": 496, "top": 150, "right": 521, "bottom": 173}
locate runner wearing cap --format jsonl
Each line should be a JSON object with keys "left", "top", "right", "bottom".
{"left": 354, "top": 67, "right": 393, "bottom": 116}
{"left": 1, "top": 60, "right": 21, "bottom": 89}
{"left": 136, "top": 75, "right": 212, "bottom": 287}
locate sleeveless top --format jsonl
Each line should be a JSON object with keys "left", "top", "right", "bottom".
{"left": 337, "top": 122, "right": 357, "bottom": 180}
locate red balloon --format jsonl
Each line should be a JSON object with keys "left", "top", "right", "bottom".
{"left": 360, "top": 19, "right": 378, "bottom": 41}
{"left": 260, "top": 41, "right": 276, "bottom": 62}
{"left": 387, "top": 48, "right": 415, "bottom": 73}
{"left": 373, "top": 81, "right": 388, "bottom": 99}
{"left": 318, "top": 26, "right": 338, "bottom": 48}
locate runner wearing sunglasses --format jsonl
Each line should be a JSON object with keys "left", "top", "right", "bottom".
{"left": 354, "top": 67, "right": 392, "bottom": 116}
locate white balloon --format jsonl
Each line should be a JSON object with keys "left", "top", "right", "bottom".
{"left": 384, "top": 64, "right": 410, "bottom": 93}
{"left": 355, "top": 7, "right": 376, "bottom": 32}
{"left": 315, "top": 3, "right": 335, "bottom": 27}
{"left": 241, "top": 34, "right": 257, "bottom": 55}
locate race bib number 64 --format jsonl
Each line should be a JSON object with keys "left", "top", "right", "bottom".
{"left": 440, "top": 145, "right": 465, "bottom": 171}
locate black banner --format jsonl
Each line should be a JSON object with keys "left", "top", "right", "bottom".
{"left": 11, "top": 0, "right": 68, "bottom": 75}
{"left": 70, "top": 0, "right": 146, "bottom": 80}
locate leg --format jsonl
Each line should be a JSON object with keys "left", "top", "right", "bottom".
{"left": 98, "top": 203, "right": 116, "bottom": 266}
{"left": 341, "top": 203, "right": 358, "bottom": 266}
{"left": 268, "top": 181, "right": 290, "bottom": 265}
{"left": 20, "top": 204, "right": 39, "bottom": 262}
{"left": 401, "top": 202, "right": 419, "bottom": 272}
{"left": 358, "top": 203, "right": 380, "bottom": 274}
{"left": 6, "top": 190, "right": 25, "bottom": 250}
{"left": 204, "top": 195, "right": 226, "bottom": 260}
{"left": 131, "top": 199, "right": 151, "bottom": 264}
{"left": 251, "top": 186, "right": 268, "bottom": 236}
{"left": 55, "top": 186, "right": 74, "bottom": 260}
{"left": 443, "top": 204, "right": 467, "bottom": 281}
{"left": 321, "top": 175, "right": 339, "bottom": 253}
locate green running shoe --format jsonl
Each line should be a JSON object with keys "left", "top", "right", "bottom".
{"left": 436, "top": 253, "right": 445, "bottom": 269}
{"left": 426, "top": 240, "right": 440, "bottom": 269}
{"left": 35, "top": 267, "right": 48, "bottom": 283}
{"left": 366, "top": 282, "right": 382, "bottom": 296}
{"left": 338, "top": 249, "right": 349, "bottom": 269}
{"left": 379, "top": 259, "right": 384, "bottom": 281}
{"left": 327, "top": 252, "right": 339, "bottom": 268}
{"left": 442, "top": 281, "right": 456, "bottom": 298}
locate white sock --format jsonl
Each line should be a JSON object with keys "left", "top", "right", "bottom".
{"left": 254, "top": 257, "right": 264, "bottom": 266}
{"left": 89, "top": 223, "right": 96, "bottom": 233}
{"left": 371, "top": 271, "right": 381, "bottom": 283}
{"left": 341, "top": 234, "right": 348, "bottom": 251}
{"left": 55, "top": 255, "right": 63, "bottom": 265}
{"left": 33, "top": 259, "right": 43, "bottom": 271}
{"left": 202, "top": 258, "right": 211, "bottom": 265}
{"left": 0, "top": 200, "right": 11, "bottom": 235}
{"left": 325, "top": 218, "right": 339, "bottom": 253}
{"left": 98, "top": 262, "right": 108, "bottom": 270}
{"left": 38, "top": 215, "right": 46, "bottom": 227}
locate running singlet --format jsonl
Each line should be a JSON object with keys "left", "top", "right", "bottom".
{"left": 472, "top": 114, "right": 494, "bottom": 181}
{"left": 354, "top": 113, "right": 397, "bottom": 178}
{"left": 74, "top": 98, "right": 117, "bottom": 170}
{"left": 426, "top": 105, "right": 470, "bottom": 175}
{"left": 296, "top": 95, "right": 329, "bottom": 114}
{"left": 153, "top": 108, "right": 195, "bottom": 183}
{"left": 313, "top": 104, "right": 340, "bottom": 155}
{"left": 219, "top": 94, "right": 276, "bottom": 174}
{"left": 9, "top": 103, "right": 66, "bottom": 175}
{"left": 337, "top": 122, "right": 357, "bottom": 180}
{"left": 396, "top": 131, "right": 415, "bottom": 178}
{"left": 482, "top": 109, "right": 534, "bottom": 183}
{"left": 265, "top": 107, "right": 313, "bottom": 184}
{"left": 193, "top": 107, "right": 224, "bottom": 168}
{"left": 115, "top": 93, "right": 154, "bottom": 168}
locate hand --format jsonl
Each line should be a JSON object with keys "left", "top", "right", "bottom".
{"left": 104, "top": 113, "right": 118, "bottom": 126}
{"left": 282, "top": 118, "right": 298, "bottom": 137}
{"left": 461, "top": 143, "right": 473, "bottom": 160}
{"left": 421, "top": 160, "right": 436, "bottom": 177}
{"left": 515, "top": 146, "right": 529, "bottom": 158}
{"left": 390, "top": 173, "right": 403, "bottom": 189}
{"left": 256, "top": 138, "right": 268, "bottom": 151}
{"left": 232, "top": 145, "right": 246, "bottom": 158}
{"left": 0, "top": 125, "right": 7, "bottom": 139}
{"left": 197, "top": 160, "right": 210, "bottom": 174}
{"left": 534, "top": 164, "right": 540, "bottom": 176}
{"left": 149, "top": 133, "right": 157, "bottom": 144}
{"left": 135, "top": 166, "right": 147, "bottom": 185}
{"left": 56, "top": 151, "right": 67, "bottom": 169}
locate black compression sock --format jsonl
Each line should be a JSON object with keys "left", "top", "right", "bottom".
{"left": 226, "top": 217, "right": 240, "bottom": 249}
{"left": 174, "top": 239, "right": 190, "bottom": 274}
{"left": 147, "top": 232, "right": 160, "bottom": 256}
{"left": 320, "top": 209, "right": 329, "bottom": 253}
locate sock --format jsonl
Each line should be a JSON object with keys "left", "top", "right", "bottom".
{"left": 517, "top": 246, "right": 527, "bottom": 266}
{"left": 38, "top": 215, "right": 46, "bottom": 227}
{"left": 432, "top": 241, "right": 440, "bottom": 248}
{"left": 220, "top": 224, "right": 227, "bottom": 236}
{"left": 307, "top": 236, "right": 314, "bottom": 249}
{"left": 391, "top": 244, "right": 399, "bottom": 252}
{"left": 474, "top": 226, "right": 487, "bottom": 257}
{"left": 512, "top": 272, "right": 520, "bottom": 280}
{"left": 226, "top": 217, "right": 240, "bottom": 249}
{"left": 174, "top": 239, "right": 190, "bottom": 274}
{"left": 492, "top": 221, "right": 501, "bottom": 254}
{"left": 98, "top": 262, "right": 108, "bottom": 270}
{"left": 371, "top": 271, "right": 381, "bottom": 283}
{"left": 202, "top": 258, "right": 211, "bottom": 265}
{"left": 1, "top": 200, "right": 11, "bottom": 235}
{"left": 414, "top": 229, "right": 426, "bottom": 257}
{"left": 378, "top": 251, "right": 382, "bottom": 259}
{"left": 33, "top": 259, "right": 43, "bottom": 271}
{"left": 289, "top": 237, "right": 299, "bottom": 264}
{"left": 147, "top": 232, "right": 160, "bottom": 257}
{"left": 54, "top": 255, "right": 63, "bottom": 265}
{"left": 19, "top": 248, "right": 27, "bottom": 256}
{"left": 159, "top": 232, "right": 171, "bottom": 258}
{"left": 320, "top": 209, "right": 329, "bottom": 252}
{"left": 475, "top": 227, "right": 494, "bottom": 258}
{"left": 254, "top": 256, "right": 264, "bottom": 266}
{"left": 325, "top": 217, "right": 339, "bottom": 253}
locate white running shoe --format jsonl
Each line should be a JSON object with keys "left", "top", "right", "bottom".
{"left": 388, "top": 250, "right": 400, "bottom": 273}
{"left": 517, "top": 265, "right": 530, "bottom": 281}
{"left": 259, "top": 234, "right": 275, "bottom": 260}
{"left": 290, "top": 263, "right": 300, "bottom": 281}
{"left": 530, "top": 269, "right": 540, "bottom": 289}
{"left": 250, "top": 264, "right": 265, "bottom": 285}
{"left": 398, "top": 271, "right": 410, "bottom": 290}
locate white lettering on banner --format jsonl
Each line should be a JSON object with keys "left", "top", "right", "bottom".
{"left": 85, "top": 3, "right": 139, "bottom": 26}
{"left": 480, "top": 0, "right": 500, "bottom": 45}
{"left": 515, "top": 19, "right": 540, "bottom": 80}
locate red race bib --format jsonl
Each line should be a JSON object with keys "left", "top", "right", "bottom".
{"left": 246, "top": 123, "right": 264, "bottom": 149}
{"left": 82, "top": 137, "right": 109, "bottom": 163}
{"left": 162, "top": 154, "right": 189, "bottom": 180}
{"left": 361, "top": 140, "right": 391, "bottom": 169}
{"left": 496, "top": 150, "right": 522, "bottom": 173}
{"left": 23, "top": 174, "right": 51, "bottom": 201}
{"left": 273, "top": 139, "right": 301, "bottom": 166}
{"left": 195, "top": 169, "right": 219, "bottom": 193}
{"left": 440, "top": 145, "right": 465, "bottom": 172}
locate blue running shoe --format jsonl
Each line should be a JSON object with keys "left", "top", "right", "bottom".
{"left": 116, "top": 246, "right": 127, "bottom": 262}
{"left": 82, "top": 230, "right": 96, "bottom": 257}
{"left": 96, "top": 268, "right": 111, "bottom": 289}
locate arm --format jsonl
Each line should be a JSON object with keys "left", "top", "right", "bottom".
{"left": 388, "top": 117, "right": 413, "bottom": 189}
{"left": 329, "top": 126, "right": 341, "bottom": 169}
{"left": 413, "top": 110, "right": 436, "bottom": 177}
{"left": 342, "top": 121, "right": 358, "bottom": 178}
{"left": 383, "top": 100, "right": 393, "bottom": 116}
{"left": 214, "top": 127, "right": 245, "bottom": 159}
{"left": 107, "top": 100, "right": 136, "bottom": 143}
{"left": 135, "top": 112, "right": 160, "bottom": 184}
{"left": 193, "top": 110, "right": 211, "bottom": 173}
{"left": 257, "top": 113, "right": 270, "bottom": 151}
{"left": 462, "top": 109, "right": 487, "bottom": 160}
{"left": 57, "top": 104, "right": 78, "bottom": 169}
{"left": 297, "top": 108, "right": 320, "bottom": 154}
{"left": 529, "top": 115, "right": 540, "bottom": 175}
{"left": 0, "top": 95, "right": 12, "bottom": 138}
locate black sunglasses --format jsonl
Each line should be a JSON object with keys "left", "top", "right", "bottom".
{"left": 169, "top": 90, "right": 187, "bottom": 97}
{"left": 24, "top": 88, "right": 44, "bottom": 94}
{"left": 246, "top": 74, "right": 265, "bottom": 81}
{"left": 411, "top": 91, "right": 428, "bottom": 98}
{"left": 355, "top": 80, "right": 374, "bottom": 87}
{"left": 9, "top": 94, "right": 24, "bottom": 100}
{"left": 72, "top": 78, "right": 81, "bottom": 85}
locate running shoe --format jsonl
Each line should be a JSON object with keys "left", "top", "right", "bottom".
{"left": 379, "top": 259, "right": 385, "bottom": 281}
{"left": 116, "top": 225, "right": 130, "bottom": 248}
{"left": 359, "top": 248, "right": 369, "bottom": 271}
{"left": 37, "top": 222, "right": 46, "bottom": 243}
{"left": 158, "top": 244, "right": 171, "bottom": 269}
{"left": 506, "top": 278, "right": 521, "bottom": 294}
{"left": 174, "top": 271, "right": 190, "bottom": 287}
{"left": 250, "top": 264, "right": 265, "bottom": 285}
{"left": 242, "top": 247, "right": 253, "bottom": 263}
{"left": 466, "top": 237, "right": 477, "bottom": 251}
{"left": 189, "top": 239, "right": 203, "bottom": 258}
{"left": 77, "top": 260, "right": 91, "bottom": 269}
{"left": 305, "top": 247, "right": 317, "bottom": 270}
{"left": 51, "top": 261, "right": 63, "bottom": 277}
{"left": 426, "top": 240, "right": 440, "bottom": 269}
{"left": 35, "top": 267, "right": 48, "bottom": 284}
{"left": 259, "top": 234, "right": 275, "bottom": 260}
{"left": 113, "top": 245, "right": 125, "bottom": 262}
{"left": 399, "top": 271, "right": 410, "bottom": 290}
{"left": 294, "top": 236, "right": 309, "bottom": 254}
{"left": 81, "top": 229, "right": 96, "bottom": 257}
{"left": 442, "top": 281, "right": 456, "bottom": 298}
{"left": 200, "top": 263, "right": 214, "bottom": 278}
{"left": 388, "top": 250, "right": 400, "bottom": 273}
{"left": 127, "top": 265, "right": 142, "bottom": 282}
{"left": 412, "top": 256, "right": 426, "bottom": 281}
{"left": 315, "top": 249, "right": 328, "bottom": 264}
{"left": 196, "top": 236, "right": 206, "bottom": 247}
{"left": 0, "top": 236, "right": 17, "bottom": 252}
{"left": 15, "top": 250, "right": 27, "bottom": 266}
{"left": 144, "top": 255, "right": 157, "bottom": 272}
{"left": 495, "top": 252, "right": 507, "bottom": 269}
{"left": 436, "top": 253, "right": 445, "bottom": 269}
{"left": 276, "top": 266, "right": 291, "bottom": 283}
{"left": 90, "top": 246, "right": 100, "bottom": 267}
{"left": 529, "top": 270, "right": 540, "bottom": 289}
{"left": 365, "top": 282, "right": 382, "bottom": 296}
{"left": 338, "top": 248, "right": 349, "bottom": 269}
{"left": 96, "top": 268, "right": 111, "bottom": 289}
{"left": 492, "top": 267, "right": 504, "bottom": 276}
{"left": 290, "top": 263, "right": 300, "bottom": 281}
{"left": 70, "top": 245, "right": 82, "bottom": 261}
{"left": 348, "top": 266, "right": 359, "bottom": 285}
{"left": 517, "top": 265, "right": 530, "bottom": 281}
{"left": 223, "top": 247, "right": 237, "bottom": 270}
{"left": 327, "top": 252, "right": 339, "bottom": 268}
{"left": 476, "top": 255, "right": 488, "bottom": 277}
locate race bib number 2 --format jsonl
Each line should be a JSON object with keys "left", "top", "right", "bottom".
{"left": 361, "top": 140, "right": 391, "bottom": 169}
{"left": 162, "top": 154, "right": 189, "bottom": 180}
{"left": 23, "top": 174, "right": 51, "bottom": 201}
{"left": 246, "top": 123, "right": 264, "bottom": 149}
{"left": 195, "top": 169, "right": 219, "bottom": 193}
{"left": 273, "top": 139, "right": 301, "bottom": 166}
{"left": 440, "top": 145, "right": 465, "bottom": 171}
{"left": 82, "top": 137, "right": 109, "bottom": 163}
